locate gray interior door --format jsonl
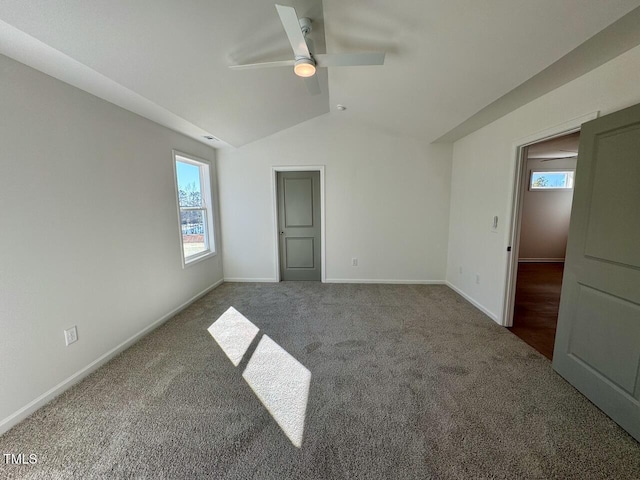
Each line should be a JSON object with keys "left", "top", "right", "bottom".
{"left": 277, "top": 171, "right": 321, "bottom": 281}
{"left": 553, "top": 103, "right": 640, "bottom": 441}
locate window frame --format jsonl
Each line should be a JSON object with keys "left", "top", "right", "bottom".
{"left": 528, "top": 168, "right": 575, "bottom": 191}
{"left": 172, "top": 150, "right": 216, "bottom": 267}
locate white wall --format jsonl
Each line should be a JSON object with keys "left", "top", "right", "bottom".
{"left": 446, "top": 44, "right": 640, "bottom": 323}
{"left": 519, "top": 157, "right": 577, "bottom": 261}
{"left": 0, "top": 54, "right": 223, "bottom": 432}
{"left": 217, "top": 114, "right": 452, "bottom": 283}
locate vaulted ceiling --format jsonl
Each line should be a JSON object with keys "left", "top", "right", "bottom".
{"left": 1, "top": 0, "right": 639, "bottom": 148}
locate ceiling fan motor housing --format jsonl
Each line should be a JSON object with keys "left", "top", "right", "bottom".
{"left": 299, "top": 17, "right": 312, "bottom": 36}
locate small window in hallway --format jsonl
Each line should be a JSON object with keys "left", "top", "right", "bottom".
{"left": 530, "top": 170, "right": 575, "bottom": 190}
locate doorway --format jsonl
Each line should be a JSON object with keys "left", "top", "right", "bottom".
{"left": 272, "top": 167, "right": 325, "bottom": 282}
{"left": 506, "top": 132, "right": 580, "bottom": 359}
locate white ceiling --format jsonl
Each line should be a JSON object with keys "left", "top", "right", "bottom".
{"left": 1, "top": 1, "right": 639, "bottom": 148}
{"left": 528, "top": 132, "right": 580, "bottom": 159}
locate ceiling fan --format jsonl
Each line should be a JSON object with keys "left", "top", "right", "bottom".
{"left": 229, "top": 4, "right": 385, "bottom": 94}
{"left": 537, "top": 156, "right": 579, "bottom": 162}
{"left": 531, "top": 149, "right": 579, "bottom": 162}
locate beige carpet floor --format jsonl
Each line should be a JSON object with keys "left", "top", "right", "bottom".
{"left": 1, "top": 282, "right": 639, "bottom": 479}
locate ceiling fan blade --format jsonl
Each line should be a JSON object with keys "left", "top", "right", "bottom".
{"left": 229, "top": 59, "right": 295, "bottom": 70}
{"left": 539, "top": 156, "right": 579, "bottom": 162}
{"left": 304, "top": 75, "right": 321, "bottom": 95}
{"left": 314, "top": 52, "right": 385, "bottom": 67}
{"left": 275, "top": 4, "right": 311, "bottom": 59}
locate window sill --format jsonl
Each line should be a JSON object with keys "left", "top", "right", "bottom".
{"left": 184, "top": 250, "right": 217, "bottom": 268}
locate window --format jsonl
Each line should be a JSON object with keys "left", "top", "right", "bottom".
{"left": 173, "top": 152, "right": 215, "bottom": 265}
{"left": 529, "top": 170, "right": 575, "bottom": 190}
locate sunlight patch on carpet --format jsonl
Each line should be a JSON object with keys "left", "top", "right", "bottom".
{"left": 208, "top": 307, "right": 259, "bottom": 366}
{"left": 242, "top": 335, "right": 311, "bottom": 448}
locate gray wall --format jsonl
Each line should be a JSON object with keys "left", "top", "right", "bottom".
{"left": 0, "top": 54, "right": 223, "bottom": 432}
{"left": 217, "top": 114, "right": 453, "bottom": 283}
{"left": 519, "top": 157, "right": 577, "bottom": 261}
{"left": 446, "top": 43, "right": 640, "bottom": 322}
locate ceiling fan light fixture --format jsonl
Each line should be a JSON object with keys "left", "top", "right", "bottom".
{"left": 294, "top": 58, "right": 316, "bottom": 77}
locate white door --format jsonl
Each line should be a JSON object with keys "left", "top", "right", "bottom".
{"left": 553, "top": 102, "right": 640, "bottom": 441}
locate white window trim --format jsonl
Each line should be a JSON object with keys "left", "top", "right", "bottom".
{"left": 172, "top": 150, "right": 217, "bottom": 268}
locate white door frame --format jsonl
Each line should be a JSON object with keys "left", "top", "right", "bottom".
{"left": 272, "top": 165, "right": 326, "bottom": 283}
{"left": 501, "top": 112, "right": 598, "bottom": 327}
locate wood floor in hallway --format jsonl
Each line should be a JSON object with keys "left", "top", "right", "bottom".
{"left": 509, "top": 262, "right": 564, "bottom": 360}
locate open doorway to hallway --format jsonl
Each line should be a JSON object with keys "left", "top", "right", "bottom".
{"left": 508, "top": 132, "right": 579, "bottom": 359}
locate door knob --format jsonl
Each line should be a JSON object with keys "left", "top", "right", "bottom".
{"left": 280, "top": 231, "right": 284, "bottom": 235}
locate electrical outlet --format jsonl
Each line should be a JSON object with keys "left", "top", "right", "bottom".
{"left": 475, "top": 274, "right": 480, "bottom": 285}
{"left": 459, "top": 266, "right": 463, "bottom": 274}
{"left": 351, "top": 258, "right": 358, "bottom": 267}
{"left": 64, "top": 326, "right": 78, "bottom": 346}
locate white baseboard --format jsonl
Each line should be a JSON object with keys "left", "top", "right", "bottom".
{"left": 224, "top": 277, "right": 444, "bottom": 285}
{"left": 518, "top": 258, "right": 565, "bottom": 263}
{"left": 445, "top": 281, "right": 499, "bottom": 323}
{"left": 0, "top": 278, "right": 224, "bottom": 437}
{"left": 325, "top": 278, "right": 445, "bottom": 285}
{"left": 223, "top": 277, "right": 278, "bottom": 283}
